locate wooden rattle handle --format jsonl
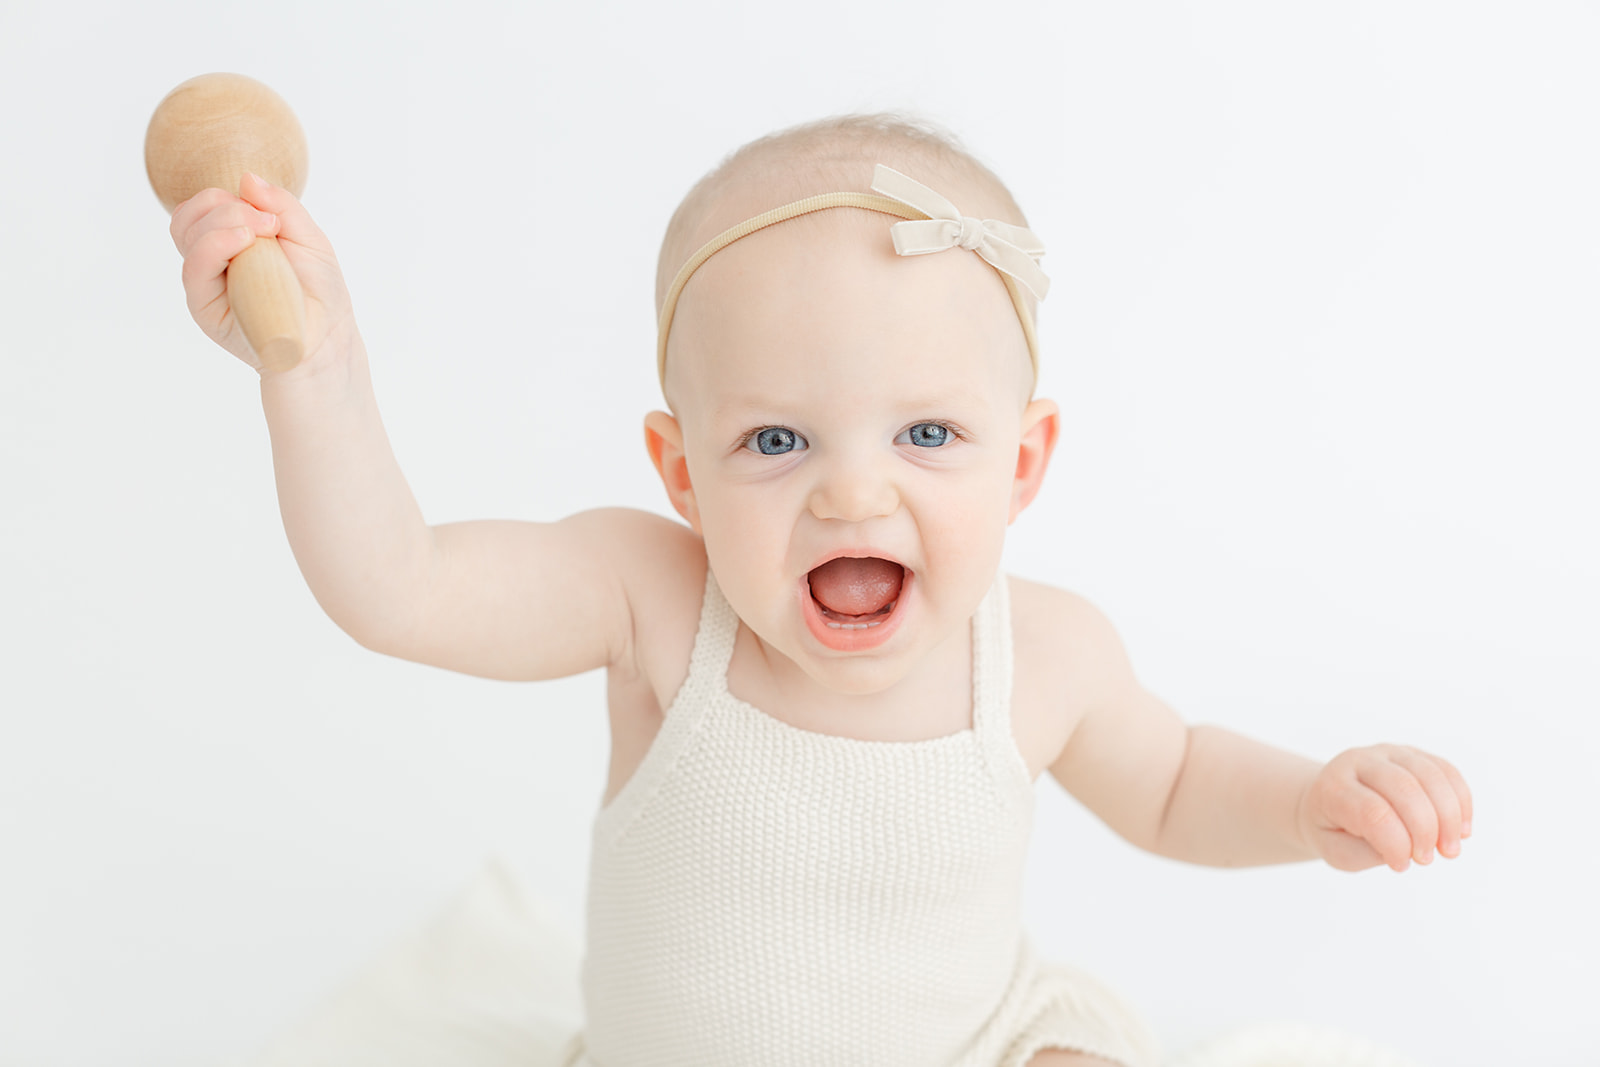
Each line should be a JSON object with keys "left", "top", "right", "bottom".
{"left": 145, "top": 73, "right": 311, "bottom": 372}
{"left": 228, "top": 234, "right": 306, "bottom": 373}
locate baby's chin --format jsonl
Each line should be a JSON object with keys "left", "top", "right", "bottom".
{"left": 786, "top": 643, "right": 931, "bottom": 698}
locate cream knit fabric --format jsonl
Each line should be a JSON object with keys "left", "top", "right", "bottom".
{"left": 565, "top": 571, "right": 1160, "bottom": 1067}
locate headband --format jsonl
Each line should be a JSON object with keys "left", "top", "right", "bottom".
{"left": 656, "top": 164, "right": 1049, "bottom": 388}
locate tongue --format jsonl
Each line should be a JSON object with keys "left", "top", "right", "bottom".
{"left": 808, "top": 557, "right": 904, "bottom": 616}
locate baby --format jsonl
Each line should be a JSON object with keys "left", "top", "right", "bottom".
{"left": 169, "top": 115, "right": 1471, "bottom": 1067}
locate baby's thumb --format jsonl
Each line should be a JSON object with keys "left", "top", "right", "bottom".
{"left": 1318, "top": 829, "right": 1386, "bottom": 873}
{"left": 238, "top": 171, "right": 328, "bottom": 249}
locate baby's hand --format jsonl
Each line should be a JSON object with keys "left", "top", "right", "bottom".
{"left": 167, "top": 172, "right": 354, "bottom": 374}
{"left": 1296, "top": 744, "right": 1473, "bottom": 872}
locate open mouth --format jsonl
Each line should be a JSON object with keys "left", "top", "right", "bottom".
{"left": 805, "top": 556, "right": 906, "bottom": 630}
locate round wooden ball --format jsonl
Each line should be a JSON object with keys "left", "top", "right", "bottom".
{"left": 145, "top": 72, "right": 308, "bottom": 212}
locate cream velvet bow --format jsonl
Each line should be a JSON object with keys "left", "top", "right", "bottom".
{"left": 870, "top": 165, "right": 1050, "bottom": 300}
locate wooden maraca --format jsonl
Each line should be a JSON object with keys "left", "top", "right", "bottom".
{"left": 145, "top": 73, "right": 310, "bottom": 373}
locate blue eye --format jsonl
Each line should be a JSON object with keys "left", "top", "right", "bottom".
{"left": 898, "top": 422, "right": 950, "bottom": 448}
{"left": 745, "top": 426, "right": 807, "bottom": 455}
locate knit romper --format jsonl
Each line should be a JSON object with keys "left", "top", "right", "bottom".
{"left": 562, "top": 570, "right": 1161, "bottom": 1067}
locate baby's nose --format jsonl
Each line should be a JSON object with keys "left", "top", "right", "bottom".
{"left": 807, "top": 457, "right": 899, "bottom": 523}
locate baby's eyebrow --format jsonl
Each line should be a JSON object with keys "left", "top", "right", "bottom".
{"left": 708, "top": 389, "right": 989, "bottom": 427}
{"left": 707, "top": 395, "right": 791, "bottom": 423}
{"left": 894, "top": 387, "right": 985, "bottom": 412}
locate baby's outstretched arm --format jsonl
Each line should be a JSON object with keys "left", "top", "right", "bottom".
{"left": 169, "top": 175, "right": 673, "bottom": 682}
{"left": 1045, "top": 594, "right": 1472, "bottom": 871}
{"left": 1146, "top": 729, "right": 1471, "bottom": 871}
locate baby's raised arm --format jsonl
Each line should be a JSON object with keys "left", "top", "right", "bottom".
{"left": 1044, "top": 593, "right": 1472, "bottom": 872}
{"left": 169, "top": 175, "right": 675, "bottom": 682}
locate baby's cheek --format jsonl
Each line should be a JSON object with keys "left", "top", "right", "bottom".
{"left": 922, "top": 504, "right": 1008, "bottom": 587}
{"left": 698, "top": 490, "right": 794, "bottom": 587}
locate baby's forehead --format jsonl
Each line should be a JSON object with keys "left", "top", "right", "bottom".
{"left": 695, "top": 353, "right": 1010, "bottom": 411}
{"left": 665, "top": 215, "right": 1033, "bottom": 419}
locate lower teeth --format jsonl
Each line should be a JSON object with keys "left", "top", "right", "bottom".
{"left": 822, "top": 600, "right": 897, "bottom": 630}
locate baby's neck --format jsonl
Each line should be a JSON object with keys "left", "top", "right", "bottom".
{"left": 724, "top": 614, "right": 976, "bottom": 742}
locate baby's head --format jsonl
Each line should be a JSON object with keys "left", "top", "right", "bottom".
{"left": 646, "top": 115, "right": 1060, "bottom": 694}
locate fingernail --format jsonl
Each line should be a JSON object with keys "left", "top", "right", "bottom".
{"left": 263, "top": 212, "right": 279, "bottom": 230}
{"left": 1462, "top": 820, "right": 1472, "bottom": 838}
{"left": 1441, "top": 840, "right": 1460, "bottom": 858}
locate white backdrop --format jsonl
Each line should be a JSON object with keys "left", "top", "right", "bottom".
{"left": 2, "top": 1, "right": 1596, "bottom": 1064}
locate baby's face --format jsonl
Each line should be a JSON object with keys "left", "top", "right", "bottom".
{"left": 655, "top": 210, "right": 1054, "bottom": 696}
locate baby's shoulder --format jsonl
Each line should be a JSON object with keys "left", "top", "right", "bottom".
{"left": 585, "top": 507, "right": 708, "bottom": 686}
{"left": 1006, "top": 574, "right": 1138, "bottom": 713}
{"left": 1006, "top": 574, "right": 1121, "bottom": 645}
{"left": 582, "top": 506, "right": 706, "bottom": 611}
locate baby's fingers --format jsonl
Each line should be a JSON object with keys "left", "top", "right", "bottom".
{"left": 179, "top": 222, "right": 266, "bottom": 315}
{"left": 1392, "top": 748, "right": 1468, "bottom": 860}
{"left": 168, "top": 186, "right": 230, "bottom": 250}
{"left": 1358, "top": 756, "right": 1446, "bottom": 869}
{"left": 237, "top": 171, "right": 331, "bottom": 254}
{"left": 170, "top": 186, "right": 280, "bottom": 258}
{"left": 1437, "top": 754, "right": 1473, "bottom": 840}
{"left": 1329, "top": 780, "right": 1418, "bottom": 872}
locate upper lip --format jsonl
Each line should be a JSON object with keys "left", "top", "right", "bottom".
{"left": 802, "top": 547, "right": 912, "bottom": 577}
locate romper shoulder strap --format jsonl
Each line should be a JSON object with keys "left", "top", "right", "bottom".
{"left": 675, "top": 566, "right": 739, "bottom": 704}
{"left": 591, "top": 565, "right": 737, "bottom": 843}
{"left": 971, "top": 572, "right": 1033, "bottom": 796}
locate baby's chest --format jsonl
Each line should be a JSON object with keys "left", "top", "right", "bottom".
{"left": 603, "top": 660, "right": 1066, "bottom": 813}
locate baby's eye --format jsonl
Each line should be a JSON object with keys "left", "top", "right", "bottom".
{"left": 897, "top": 422, "right": 951, "bottom": 448}
{"left": 744, "top": 426, "right": 808, "bottom": 455}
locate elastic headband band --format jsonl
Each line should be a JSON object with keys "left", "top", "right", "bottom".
{"left": 656, "top": 165, "right": 1048, "bottom": 389}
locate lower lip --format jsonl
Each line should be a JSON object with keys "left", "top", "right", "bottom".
{"left": 800, "top": 570, "right": 910, "bottom": 652}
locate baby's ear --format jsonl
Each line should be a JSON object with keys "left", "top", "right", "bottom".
{"left": 644, "top": 411, "right": 700, "bottom": 530}
{"left": 1009, "top": 398, "right": 1060, "bottom": 523}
